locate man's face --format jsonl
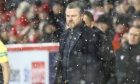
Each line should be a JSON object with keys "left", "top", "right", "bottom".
{"left": 115, "top": 24, "right": 125, "bottom": 33}
{"left": 52, "top": 4, "right": 63, "bottom": 14}
{"left": 97, "top": 22, "right": 109, "bottom": 32}
{"left": 65, "top": 8, "right": 82, "bottom": 29}
{"left": 128, "top": 27, "right": 140, "bottom": 45}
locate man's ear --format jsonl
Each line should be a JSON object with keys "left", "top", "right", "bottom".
{"left": 81, "top": 14, "right": 85, "bottom": 24}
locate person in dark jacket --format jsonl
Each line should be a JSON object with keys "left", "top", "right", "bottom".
{"left": 94, "top": 14, "right": 116, "bottom": 84}
{"left": 82, "top": 11, "right": 95, "bottom": 28}
{"left": 115, "top": 25, "right": 140, "bottom": 84}
{"left": 55, "top": 1, "right": 103, "bottom": 84}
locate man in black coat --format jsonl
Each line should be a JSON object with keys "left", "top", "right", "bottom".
{"left": 115, "top": 25, "right": 140, "bottom": 84}
{"left": 55, "top": 1, "right": 103, "bottom": 84}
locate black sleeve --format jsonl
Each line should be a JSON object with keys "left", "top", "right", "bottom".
{"left": 54, "top": 53, "right": 63, "bottom": 84}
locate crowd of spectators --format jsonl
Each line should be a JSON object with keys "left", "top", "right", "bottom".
{"left": 0, "top": 0, "right": 140, "bottom": 45}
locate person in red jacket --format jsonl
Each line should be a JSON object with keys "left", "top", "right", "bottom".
{"left": 112, "top": 15, "right": 130, "bottom": 52}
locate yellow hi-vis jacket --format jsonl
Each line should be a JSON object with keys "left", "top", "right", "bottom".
{"left": 0, "top": 41, "right": 8, "bottom": 63}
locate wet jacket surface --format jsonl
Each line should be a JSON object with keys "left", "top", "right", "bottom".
{"left": 115, "top": 42, "right": 140, "bottom": 84}
{"left": 55, "top": 23, "right": 103, "bottom": 84}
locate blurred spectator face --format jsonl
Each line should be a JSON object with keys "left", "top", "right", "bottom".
{"left": 16, "top": 1, "right": 30, "bottom": 18}
{"left": 8, "top": 34, "right": 18, "bottom": 44}
{"left": 131, "top": 0, "right": 140, "bottom": 11}
{"left": 121, "top": 33, "right": 128, "bottom": 46}
{"left": 8, "top": 27, "right": 19, "bottom": 43}
{"left": 0, "top": 30, "right": 9, "bottom": 41}
{"left": 22, "top": 35, "right": 29, "bottom": 43}
{"left": 0, "top": 24, "right": 11, "bottom": 43}
{"left": 133, "top": 19, "right": 140, "bottom": 26}
{"left": 39, "top": 12, "right": 49, "bottom": 20}
{"left": 115, "top": 4, "right": 129, "bottom": 14}
{"left": 38, "top": 3, "right": 49, "bottom": 20}
{"left": 44, "top": 24, "right": 56, "bottom": 34}
{"left": 28, "top": 29, "right": 39, "bottom": 43}
{"left": 97, "top": 22, "right": 109, "bottom": 32}
{"left": 52, "top": 4, "right": 63, "bottom": 14}
{"left": 66, "top": 8, "right": 82, "bottom": 28}
{"left": 103, "top": 3, "right": 113, "bottom": 13}
{"left": 115, "top": 24, "right": 126, "bottom": 33}
{"left": 128, "top": 27, "right": 140, "bottom": 45}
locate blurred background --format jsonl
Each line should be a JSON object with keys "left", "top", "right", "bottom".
{"left": 0, "top": 0, "right": 139, "bottom": 44}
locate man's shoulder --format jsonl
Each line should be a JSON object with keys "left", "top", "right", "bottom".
{"left": 115, "top": 46, "right": 129, "bottom": 58}
{"left": 80, "top": 25, "right": 94, "bottom": 34}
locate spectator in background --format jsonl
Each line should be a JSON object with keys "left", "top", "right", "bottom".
{"left": 103, "top": 0, "right": 115, "bottom": 16}
{"left": 55, "top": 1, "right": 103, "bottom": 84}
{"left": 132, "top": 17, "right": 140, "bottom": 26}
{"left": 120, "top": 33, "right": 128, "bottom": 48}
{"left": 0, "top": 0, "right": 6, "bottom": 14}
{"left": 91, "top": 0, "right": 105, "bottom": 21}
{"left": 41, "top": 22, "right": 58, "bottom": 42}
{"left": 131, "top": 0, "right": 140, "bottom": 17}
{"left": 38, "top": 2, "right": 51, "bottom": 35}
{"left": 12, "top": 1, "right": 32, "bottom": 43}
{"left": 115, "top": 1, "right": 130, "bottom": 15}
{"left": 115, "top": 25, "right": 140, "bottom": 84}
{"left": 0, "top": 30, "right": 9, "bottom": 44}
{"left": 0, "top": 40, "right": 10, "bottom": 84}
{"left": 0, "top": 24, "right": 11, "bottom": 44}
{"left": 16, "top": 1, "right": 31, "bottom": 19}
{"left": 95, "top": 14, "right": 116, "bottom": 84}
{"left": 13, "top": 15, "right": 30, "bottom": 43}
{"left": 82, "top": 11, "right": 95, "bottom": 28}
{"left": 27, "top": 27, "right": 40, "bottom": 43}
{"left": 112, "top": 15, "right": 130, "bottom": 52}
{"left": 50, "top": 1, "right": 65, "bottom": 38}
{"left": 8, "top": 27, "right": 19, "bottom": 44}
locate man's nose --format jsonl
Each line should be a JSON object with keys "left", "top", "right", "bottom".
{"left": 68, "top": 16, "right": 73, "bottom": 20}
{"left": 131, "top": 35, "right": 135, "bottom": 39}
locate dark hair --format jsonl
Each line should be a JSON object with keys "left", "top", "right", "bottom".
{"left": 96, "top": 14, "right": 112, "bottom": 26}
{"left": 66, "top": 1, "right": 84, "bottom": 13}
{"left": 92, "top": 1, "right": 103, "bottom": 7}
{"left": 52, "top": 1, "right": 63, "bottom": 6}
{"left": 83, "top": 11, "right": 94, "bottom": 21}
{"left": 34, "top": 0, "right": 42, "bottom": 7}
{"left": 115, "top": 15, "right": 130, "bottom": 27}
{"left": 103, "top": 0, "right": 116, "bottom": 5}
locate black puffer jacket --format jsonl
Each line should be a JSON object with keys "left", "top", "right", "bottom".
{"left": 93, "top": 27, "right": 116, "bottom": 84}
{"left": 115, "top": 42, "right": 140, "bottom": 84}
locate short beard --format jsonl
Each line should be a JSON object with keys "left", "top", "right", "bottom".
{"left": 67, "top": 22, "right": 75, "bottom": 29}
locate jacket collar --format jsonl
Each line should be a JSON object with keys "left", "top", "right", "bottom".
{"left": 60, "top": 23, "right": 83, "bottom": 53}
{"left": 123, "top": 42, "right": 140, "bottom": 50}
{"left": 68, "top": 24, "right": 83, "bottom": 52}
